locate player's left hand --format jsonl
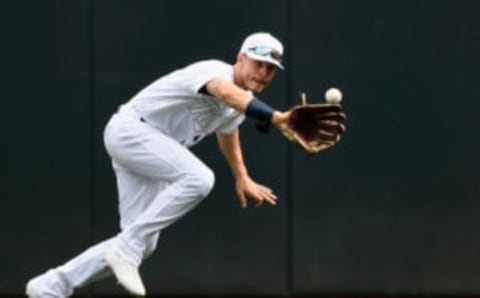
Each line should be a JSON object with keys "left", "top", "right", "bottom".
{"left": 235, "top": 176, "right": 277, "bottom": 208}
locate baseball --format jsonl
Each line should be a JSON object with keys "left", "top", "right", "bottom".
{"left": 325, "top": 88, "right": 343, "bottom": 104}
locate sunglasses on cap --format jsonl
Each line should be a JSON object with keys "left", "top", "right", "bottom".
{"left": 247, "top": 47, "right": 282, "bottom": 63}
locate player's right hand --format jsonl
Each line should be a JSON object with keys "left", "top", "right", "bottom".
{"left": 235, "top": 175, "right": 277, "bottom": 208}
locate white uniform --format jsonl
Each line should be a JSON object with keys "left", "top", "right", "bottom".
{"left": 26, "top": 60, "right": 245, "bottom": 296}
{"left": 127, "top": 59, "right": 245, "bottom": 146}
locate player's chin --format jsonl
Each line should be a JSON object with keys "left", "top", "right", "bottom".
{"left": 249, "top": 81, "right": 267, "bottom": 93}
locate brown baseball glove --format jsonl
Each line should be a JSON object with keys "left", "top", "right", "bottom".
{"left": 282, "top": 94, "right": 346, "bottom": 153}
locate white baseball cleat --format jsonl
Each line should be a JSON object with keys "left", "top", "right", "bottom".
{"left": 25, "top": 283, "right": 58, "bottom": 298}
{"left": 104, "top": 244, "right": 146, "bottom": 296}
{"left": 25, "top": 279, "right": 45, "bottom": 298}
{"left": 26, "top": 269, "right": 71, "bottom": 297}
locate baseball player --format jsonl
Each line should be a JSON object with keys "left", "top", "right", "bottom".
{"left": 26, "top": 32, "right": 289, "bottom": 297}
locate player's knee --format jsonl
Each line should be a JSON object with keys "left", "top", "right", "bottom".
{"left": 196, "top": 167, "right": 215, "bottom": 197}
{"left": 184, "top": 168, "right": 215, "bottom": 198}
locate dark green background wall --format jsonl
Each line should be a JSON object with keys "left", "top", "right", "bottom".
{"left": 2, "top": 0, "right": 479, "bottom": 296}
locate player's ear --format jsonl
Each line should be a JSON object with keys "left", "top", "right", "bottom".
{"left": 236, "top": 53, "right": 247, "bottom": 64}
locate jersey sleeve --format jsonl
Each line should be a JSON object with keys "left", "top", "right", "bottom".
{"left": 178, "top": 60, "right": 233, "bottom": 95}
{"left": 216, "top": 113, "right": 246, "bottom": 135}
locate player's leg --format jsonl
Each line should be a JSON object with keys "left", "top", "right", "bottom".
{"left": 102, "top": 112, "right": 215, "bottom": 293}
{"left": 27, "top": 111, "right": 215, "bottom": 297}
{"left": 25, "top": 163, "right": 161, "bottom": 297}
{"left": 61, "top": 166, "right": 163, "bottom": 284}
{"left": 25, "top": 238, "right": 116, "bottom": 297}
{"left": 115, "top": 160, "right": 164, "bottom": 260}
{"left": 104, "top": 115, "right": 214, "bottom": 264}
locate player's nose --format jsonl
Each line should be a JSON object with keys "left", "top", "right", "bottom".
{"left": 257, "top": 62, "right": 275, "bottom": 77}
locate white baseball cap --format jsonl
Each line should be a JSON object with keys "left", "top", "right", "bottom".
{"left": 240, "top": 32, "right": 284, "bottom": 69}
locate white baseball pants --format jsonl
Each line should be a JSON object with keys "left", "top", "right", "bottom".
{"left": 28, "top": 106, "right": 214, "bottom": 296}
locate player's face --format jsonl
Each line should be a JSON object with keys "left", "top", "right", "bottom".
{"left": 237, "top": 54, "right": 277, "bottom": 93}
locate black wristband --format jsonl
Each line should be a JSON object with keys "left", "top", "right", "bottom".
{"left": 245, "top": 97, "right": 275, "bottom": 123}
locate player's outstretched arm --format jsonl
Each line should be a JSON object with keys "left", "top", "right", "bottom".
{"left": 205, "top": 78, "right": 256, "bottom": 112}
{"left": 216, "top": 129, "right": 277, "bottom": 208}
{"left": 206, "top": 77, "right": 292, "bottom": 132}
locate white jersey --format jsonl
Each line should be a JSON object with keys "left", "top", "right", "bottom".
{"left": 123, "top": 59, "right": 246, "bottom": 147}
